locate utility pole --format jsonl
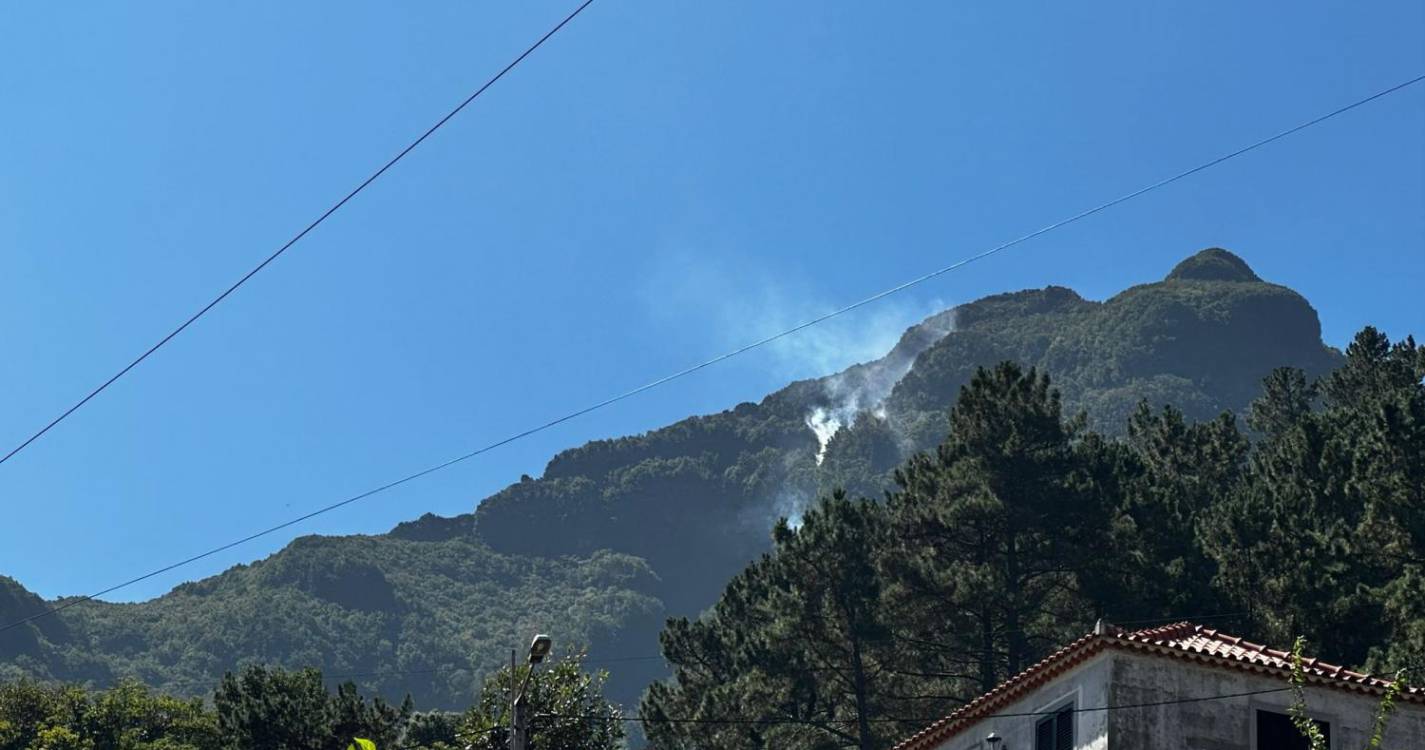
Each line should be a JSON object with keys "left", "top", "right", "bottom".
{"left": 512, "top": 692, "right": 530, "bottom": 750}
{"left": 510, "top": 648, "right": 520, "bottom": 750}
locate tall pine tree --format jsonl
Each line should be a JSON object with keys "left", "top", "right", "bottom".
{"left": 883, "top": 363, "right": 1101, "bottom": 694}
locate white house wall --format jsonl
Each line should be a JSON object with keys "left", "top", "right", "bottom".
{"left": 1108, "top": 650, "right": 1425, "bottom": 749}
{"left": 930, "top": 651, "right": 1112, "bottom": 750}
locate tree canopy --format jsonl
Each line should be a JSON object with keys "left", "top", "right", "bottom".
{"left": 645, "top": 329, "right": 1424, "bottom": 749}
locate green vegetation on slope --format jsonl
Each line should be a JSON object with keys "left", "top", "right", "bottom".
{"left": 0, "top": 535, "right": 662, "bottom": 711}
{"left": 887, "top": 247, "right": 1340, "bottom": 437}
{"left": 0, "top": 248, "right": 1355, "bottom": 714}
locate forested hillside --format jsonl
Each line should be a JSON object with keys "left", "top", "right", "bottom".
{"left": 644, "top": 327, "right": 1424, "bottom": 750}
{"left": 0, "top": 249, "right": 1353, "bottom": 711}
{"left": 0, "top": 538, "right": 663, "bottom": 710}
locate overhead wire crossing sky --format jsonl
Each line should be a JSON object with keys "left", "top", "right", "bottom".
{"left": 1, "top": 73, "right": 1420, "bottom": 634}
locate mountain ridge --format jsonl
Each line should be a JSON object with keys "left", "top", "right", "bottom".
{"left": 0, "top": 248, "right": 1343, "bottom": 710}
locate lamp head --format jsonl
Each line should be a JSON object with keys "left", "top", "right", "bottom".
{"left": 528, "top": 634, "right": 553, "bottom": 664}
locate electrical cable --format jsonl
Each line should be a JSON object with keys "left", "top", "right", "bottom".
{"left": 547, "top": 686, "right": 1296, "bottom": 725}
{"left": 90, "top": 652, "right": 672, "bottom": 693}
{"left": 0, "top": 0, "right": 597, "bottom": 469}
{"left": 2, "top": 74, "right": 1421, "bottom": 635}
{"left": 78, "top": 609, "right": 1275, "bottom": 695}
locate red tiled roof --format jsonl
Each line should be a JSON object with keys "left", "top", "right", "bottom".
{"left": 893, "top": 621, "right": 1423, "bottom": 750}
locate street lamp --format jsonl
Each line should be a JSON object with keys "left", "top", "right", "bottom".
{"left": 512, "top": 634, "right": 552, "bottom": 750}
{"left": 528, "top": 634, "right": 553, "bottom": 664}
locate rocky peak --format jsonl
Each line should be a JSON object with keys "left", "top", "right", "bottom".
{"left": 1165, "top": 247, "right": 1262, "bottom": 283}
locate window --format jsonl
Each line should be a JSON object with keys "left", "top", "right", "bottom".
{"left": 1034, "top": 704, "right": 1073, "bottom": 750}
{"left": 1257, "top": 709, "right": 1331, "bottom": 750}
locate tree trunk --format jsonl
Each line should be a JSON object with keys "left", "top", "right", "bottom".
{"left": 850, "top": 636, "right": 875, "bottom": 750}
{"left": 1005, "top": 532, "right": 1025, "bottom": 677}
{"left": 978, "top": 609, "right": 997, "bottom": 695}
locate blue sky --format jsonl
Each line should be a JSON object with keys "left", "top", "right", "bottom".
{"left": 1, "top": 1, "right": 1421, "bottom": 603}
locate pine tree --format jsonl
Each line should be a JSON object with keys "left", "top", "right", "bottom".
{"left": 1200, "top": 329, "right": 1425, "bottom": 668}
{"left": 884, "top": 363, "right": 1099, "bottom": 694}
{"left": 1247, "top": 367, "right": 1317, "bottom": 437}
{"left": 644, "top": 493, "right": 912, "bottom": 750}
{"left": 214, "top": 667, "right": 332, "bottom": 750}
{"left": 1101, "top": 405, "right": 1245, "bottom": 617}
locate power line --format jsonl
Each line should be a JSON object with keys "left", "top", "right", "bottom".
{"left": 0, "top": 0, "right": 597, "bottom": 470}
{"left": 393, "top": 725, "right": 500, "bottom": 750}
{"left": 96, "top": 653, "right": 672, "bottom": 691}
{"left": 944, "top": 686, "right": 1292, "bottom": 719}
{"left": 2, "top": 73, "right": 1422, "bottom": 636}
{"left": 884, "top": 611, "right": 1251, "bottom": 645}
{"left": 118, "top": 634, "right": 1127, "bottom": 692}
{"left": 551, "top": 686, "right": 1295, "bottom": 726}
{"left": 73, "top": 679, "right": 1304, "bottom": 734}
{"left": 72, "top": 609, "right": 1276, "bottom": 695}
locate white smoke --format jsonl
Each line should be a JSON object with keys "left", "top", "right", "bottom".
{"left": 636, "top": 247, "right": 955, "bottom": 478}
{"left": 806, "top": 407, "right": 841, "bottom": 465}
{"left": 773, "top": 488, "right": 810, "bottom": 530}
{"left": 736, "top": 483, "right": 812, "bottom": 534}
{"left": 803, "top": 309, "right": 956, "bottom": 463}
{"left": 639, "top": 249, "right": 941, "bottom": 383}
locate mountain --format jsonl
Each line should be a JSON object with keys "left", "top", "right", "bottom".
{"left": 0, "top": 248, "right": 1342, "bottom": 709}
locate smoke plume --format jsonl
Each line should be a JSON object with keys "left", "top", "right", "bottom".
{"left": 804, "top": 309, "right": 956, "bottom": 463}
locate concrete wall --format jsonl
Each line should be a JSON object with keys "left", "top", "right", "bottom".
{"left": 931, "top": 651, "right": 1112, "bottom": 750}
{"left": 920, "top": 649, "right": 1425, "bottom": 749}
{"left": 1109, "top": 651, "right": 1425, "bottom": 749}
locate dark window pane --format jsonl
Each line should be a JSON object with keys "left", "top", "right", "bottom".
{"left": 1257, "top": 709, "right": 1330, "bottom": 750}
{"left": 1055, "top": 707, "right": 1074, "bottom": 749}
{"left": 1036, "top": 715, "right": 1054, "bottom": 750}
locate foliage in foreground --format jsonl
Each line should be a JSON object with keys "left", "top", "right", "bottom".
{"left": 1289, "top": 636, "right": 1408, "bottom": 750}
{"left": 0, "top": 653, "right": 620, "bottom": 750}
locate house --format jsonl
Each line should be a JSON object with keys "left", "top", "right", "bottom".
{"left": 893, "top": 621, "right": 1425, "bottom": 750}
